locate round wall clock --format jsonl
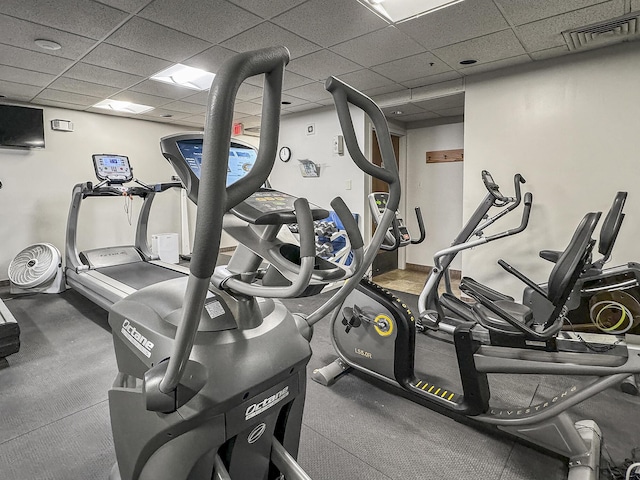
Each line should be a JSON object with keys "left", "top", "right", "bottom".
{"left": 279, "top": 146, "right": 292, "bottom": 162}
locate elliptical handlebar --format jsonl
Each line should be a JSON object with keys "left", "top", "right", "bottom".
{"left": 220, "top": 198, "right": 317, "bottom": 298}
{"left": 305, "top": 76, "right": 401, "bottom": 326}
{"left": 155, "top": 46, "right": 290, "bottom": 400}
{"left": 411, "top": 207, "right": 426, "bottom": 245}
{"left": 379, "top": 216, "right": 402, "bottom": 251}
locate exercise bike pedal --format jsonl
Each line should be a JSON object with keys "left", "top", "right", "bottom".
{"left": 311, "top": 358, "right": 350, "bottom": 386}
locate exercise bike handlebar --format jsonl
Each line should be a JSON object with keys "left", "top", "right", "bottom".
{"left": 306, "top": 77, "right": 401, "bottom": 326}
{"left": 474, "top": 172, "right": 526, "bottom": 234}
{"left": 158, "top": 46, "right": 290, "bottom": 396}
{"left": 379, "top": 216, "right": 402, "bottom": 251}
{"left": 485, "top": 192, "right": 533, "bottom": 242}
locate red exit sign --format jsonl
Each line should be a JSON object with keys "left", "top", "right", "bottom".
{"left": 232, "top": 123, "right": 243, "bottom": 136}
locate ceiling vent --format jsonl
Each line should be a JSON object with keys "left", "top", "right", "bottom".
{"left": 563, "top": 12, "right": 640, "bottom": 51}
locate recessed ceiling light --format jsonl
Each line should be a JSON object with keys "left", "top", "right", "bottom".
{"left": 459, "top": 59, "right": 477, "bottom": 65}
{"left": 151, "top": 64, "right": 216, "bottom": 91}
{"left": 34, "top": 39, "right": 62, "bottom": 51}
{"left": 361, "top": 0, "right": 464, "bottom": 23}
{"left": 93, "top": 99, "right": 154, "bottom": 114}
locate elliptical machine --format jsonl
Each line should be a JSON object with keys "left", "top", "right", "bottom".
{"left": 106, "top": 47, "right": 402, "bottom": 480}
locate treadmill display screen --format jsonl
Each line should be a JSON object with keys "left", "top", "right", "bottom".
{"left": 92, "top": 154, "right": 133, "bottom": 183}
{"left": 176, "top": 140, "right": 257, "bottom": 186}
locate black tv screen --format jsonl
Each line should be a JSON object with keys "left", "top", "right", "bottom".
{"left": 0, "top": 105, "right": 45, "bottom": 149}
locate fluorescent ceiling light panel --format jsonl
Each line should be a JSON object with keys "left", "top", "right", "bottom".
{"left": 93, "top": 99, "right": 154, "bottom": 114}
{"left": 363, "top": 0, "right": 464, "bottom": 23}
{"left": 150, "top": 64, "right": 216, "bottom": 91}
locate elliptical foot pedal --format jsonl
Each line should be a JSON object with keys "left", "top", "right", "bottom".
{"left": 419, "top": 310, "right": 440, "bottom": 331}
{"left": 312, "top": 358, "right": 350, "bottom": 386}
{"left": 620, "top": 375, "right": 639, "bottom": 396}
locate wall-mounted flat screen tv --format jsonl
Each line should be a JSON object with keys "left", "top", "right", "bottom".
{"left": 0, "top": 105, "right": 45, "bottom": 149}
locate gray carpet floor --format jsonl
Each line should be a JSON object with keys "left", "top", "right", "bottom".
{"left": 0, "top": 283, "right": 638, "bottom": 480}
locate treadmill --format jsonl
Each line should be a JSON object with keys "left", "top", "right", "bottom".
{"left": 66, "top": 142, "right": 262, "bottom": 311}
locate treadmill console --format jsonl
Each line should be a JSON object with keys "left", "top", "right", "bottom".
{"left": 231, "top": 188, "right": 329, "bottom": 225}
{"left": 92, "top": 154, "right": 133, "bottom": 184}
{"left": 368, "top": 192, "right": 411, "bottom": 246}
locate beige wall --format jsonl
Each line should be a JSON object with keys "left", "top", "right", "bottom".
{"left": 0, "top": 105, "right": 192, "bottom": 279}
{"left": 405, "top": 123, "right": 464, "bottom": 270}
{"left": 463, "top": 42, "right": 640, "bottom": 299}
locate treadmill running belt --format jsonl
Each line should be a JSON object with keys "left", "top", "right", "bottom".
{"left": 96, "top": 262, "right": 184, "bottom": 291}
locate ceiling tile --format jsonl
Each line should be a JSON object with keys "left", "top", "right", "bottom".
{"left": 110, "top": 90, "right": 172, "bottom": 107}
{"left": 227, "top": 0, "right": 307, "bottom": 19}
{"left": 137, "top": 107, "right": 192, "bottom": 119}
{"left": 0, "top": 66, "right": 55, "bottom": 87}
{"left": 139, "top": 0, "right": 263, "bottom": 44}
{"left": 330, "top": 26, "right": 426, "bottom": 68}
{"left": 282, "top": 103, "right": 323, "bottom": 113}
{"left": 83, "top": 43, "right": 172, "bottom": 77}
{"left": 63, "top": 63, "right": 144, "bottom": 88}
{"left": 391, "top": 111, "right": 442, "bottom": 122}
{"left": 233, "top": 101, "right": 263, "bottom": 116}
{"left": 457, "top": 54, "right": 532, "bottom": 75}
{"left": 221, "top": 22, "right": 320, "bottom": 59}
{"left": 242, "top": 70, "right": 317, "bottom": 90}
{"left": 179, "top": 91, "right": 211, "bottom": 106}
{"left": 48, "top": 77, "right": 121, "bottom": 98}
{"left": 159, "top": 101, "right": 207, "bottom": 114}
{"left": 401, "top": 71, "right": 462, "bottom": 89}
{"left": 433, "top": 30, "right": 526, "bottom": 67}
{"left": 372, "top": 52, "right": 453, "bottom": 83}
{"left": 237, "top": 83, "right": 264, "bottom": 101}
{"left": 94, "top": 0, "right": 152, "bottom": 13}
{"left": 272, "top": 0, "right": 388, "bottom": 48}
{"left": 494, "top": 0, "right": 613, "bottom": 26}
{"left": 128, "top": 79, "right": 200, "bottom": 100}
{"left": 332, "top": 69, "right": 395, "bottom": 92}
{"left": 287, "top": 50, "right": 361, "bottom": 81}
{"left": 105, "top": 16, "right": 211, "bottom": 63}
{"left": 0, "top": 0, "right": 129, "bottom": 40}
{"left": 397, "top": 0, "right": 509, "bottom": 50}
{"left": 280, "top": 94, "right": 311, "bottom": 107}
{"left": 0, "top": 44, "right": 74, "bottom": 75}
{"left": 182, "top": 45, "right": 238, "bottom": 73}
{"left": 432, "top": 106, "right": 464, "bottom": 117}
{"left": 514, "top": 1, "right": 625, "bottom": 52}
{"left": 34, "top": 98, "right": 89, "bottom": 110}
{"left": 181, "top": 114, "right": 206, "bottom": 125}
{"left": 0, "top": 80, "right": 41, "bottom": 101}
{"left": 412, "top": 92, "right": 465, "bottom": 111}
{"left": 363, "top": 84, "right": 406, "bottom": 97}
{"left": 34, "top": 89, "right": 101, "bottom": 106}
{"left": 0, "top": 14, "right": 98, "bottom": 60}
{"left": 382, "top": 103, "right": 426, "bottom": 116}
{"left": 633, "top": 0, "right": 640, "bottom": 9}
{"left": 530, "top": 45, "right": 571, "bottom": 61}
{"left": 284, "top": 82, "right": 332, "bottom": 103}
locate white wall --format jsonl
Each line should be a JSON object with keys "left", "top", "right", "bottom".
{"left": 270, "top": 106, "right": 368, "bottom": 229}
{"left": 405, "top": 123, "right": 464, "bottom": 270}
{"left": 0, "top": 105, "right": 193, "bottom": 280}
{"left": 463, "top": 42, "right": 640, "bottom": 299}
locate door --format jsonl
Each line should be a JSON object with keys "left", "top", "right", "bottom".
{"left": 371, "top": 131, "right": 400, "bottom": 277}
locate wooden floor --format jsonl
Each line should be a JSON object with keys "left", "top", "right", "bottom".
{"left": 372, "top": 268, "right": 461, "bottom": 296}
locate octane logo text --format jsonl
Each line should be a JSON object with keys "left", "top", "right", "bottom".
{"left": 245, "top": 386, "right": 289, "bottom": 421}
{"left": 121, "top": 319, "right": 154, "bottom": 358}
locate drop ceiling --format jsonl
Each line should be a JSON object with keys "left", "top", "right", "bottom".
{"left": 0, "top": 0, "right": 637, "bottom": 129}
